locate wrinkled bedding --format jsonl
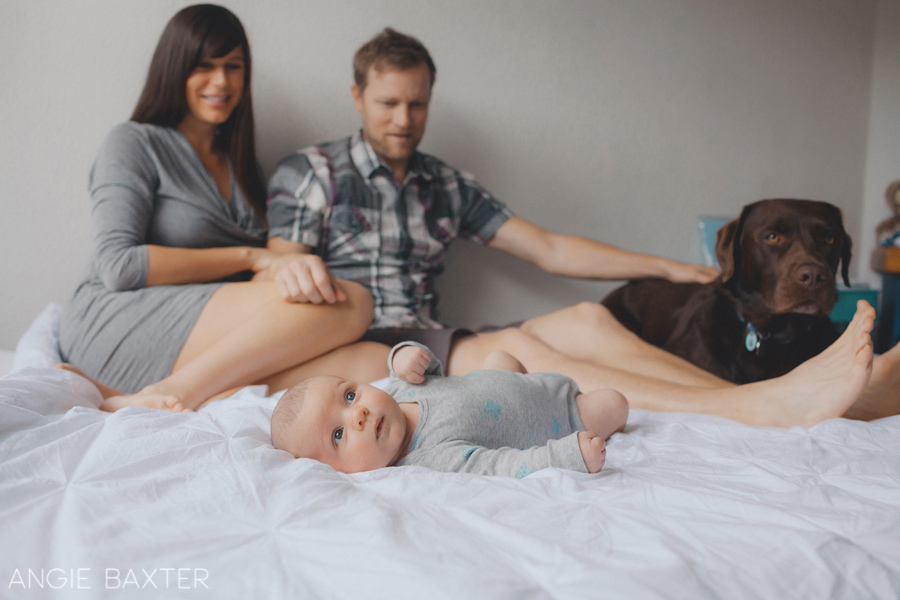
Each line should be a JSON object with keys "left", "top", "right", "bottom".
{"left": 1, "top": 306, "right": 899, "bottom": 599}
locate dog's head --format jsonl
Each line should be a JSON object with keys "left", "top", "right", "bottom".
{"left": 714, "top": 199, "right": 851, "bottom": 316}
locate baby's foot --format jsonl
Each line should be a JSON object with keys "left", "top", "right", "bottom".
{"left": 577, "top": 430, "right": 607, "bottom": 473}
{"left": 749, "top": 300, "right": 874, "bottom": 427}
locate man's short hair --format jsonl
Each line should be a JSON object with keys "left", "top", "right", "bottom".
{"left": 353, "top": 27, "right": 436, "bottom": 91}
{"left": 270, "top": 379, "right": 313, "bottom": 456}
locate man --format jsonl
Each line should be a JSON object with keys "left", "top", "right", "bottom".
{"left": 258, "top": 28, "right": 896, "bottom": 427}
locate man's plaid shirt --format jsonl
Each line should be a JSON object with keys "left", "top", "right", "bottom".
{"left": 267, "top": 132, "right": 513, "bottom": 329}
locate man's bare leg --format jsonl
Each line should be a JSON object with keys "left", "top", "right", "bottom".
{"left": 449, "top": 301, "right": 876, "bottom": 428}
{"left": 520, "top": 302, "right": 727, "bottom": 388}
{"left": 519, "top": 300, "right": 899, "bottom": 421}
{"left": 843, "top": 341, "right": 900, "bottom": 421}
{"left": 482, "top": 350, "right": 527, "bottom": 373}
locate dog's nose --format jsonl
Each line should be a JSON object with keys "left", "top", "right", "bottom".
{"left": 795, "top": 264, "right": 828, "bottom": 290}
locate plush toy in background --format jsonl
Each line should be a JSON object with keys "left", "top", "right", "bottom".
{"left": 876, "top": 180, "right": 900, "bottom": 247}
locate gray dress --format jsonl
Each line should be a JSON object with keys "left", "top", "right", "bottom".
{"left": 59, "top": 122, "right": 266, "bottom": 392}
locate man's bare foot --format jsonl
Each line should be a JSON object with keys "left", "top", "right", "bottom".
{"left": 482, "top": 350, "right": 527, "bottom": 373}
{"left": 843, "top": 339, "right": 900, "bottom": 420}
{"left": 736, "top": 300, "right": 875, "bottom": 428}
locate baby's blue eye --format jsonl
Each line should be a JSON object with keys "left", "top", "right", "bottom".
{"left": 345, "top": 391, "right": 356, "bottom": 404}
{"left": 333, "top": 428, "right": 344, "bottom": 445}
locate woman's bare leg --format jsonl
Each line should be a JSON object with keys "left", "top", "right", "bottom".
{"left": 105, "top": 280, "right": 374, "bottom": 410}
{"left": 256, "top": 341, "right": 391, "bottom": 394}
{"left": 197, "top": 341, "right": 391, "bottom": 407}
{"left": 448, "top": 301, "right": 877, "bottom": 428}
{"left": 520, "top": 302, "right": 727, "bottom": 388}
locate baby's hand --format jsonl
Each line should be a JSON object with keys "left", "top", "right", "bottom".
{"left": 393, "top": 345, "right": 432, "bottom": 384}
{"left": 578, "top": 430, "right": 606, "bottom": 474}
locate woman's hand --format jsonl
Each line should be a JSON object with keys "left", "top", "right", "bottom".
{"left": 252, "top": 250, "right": 346, "bottom": 304}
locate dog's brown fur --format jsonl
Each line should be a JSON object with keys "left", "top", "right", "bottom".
{"left": 601, "top": 199, "right": 852, "bottom": 383}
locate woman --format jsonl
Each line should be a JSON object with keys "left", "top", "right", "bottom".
{"left": 59, "top": 4, "right": 388, "bottom": 411}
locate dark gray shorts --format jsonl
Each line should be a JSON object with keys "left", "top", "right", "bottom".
{"left": 361, "top": 327, "right": 473, "bottom": 370}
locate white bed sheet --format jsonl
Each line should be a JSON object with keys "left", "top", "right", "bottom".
{"left": 2, "top": 307, "right": 899, "bottom": 599}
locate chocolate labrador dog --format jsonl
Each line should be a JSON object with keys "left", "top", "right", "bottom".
{"left": 601, "top": 199, "right": 852, "bottom": 383}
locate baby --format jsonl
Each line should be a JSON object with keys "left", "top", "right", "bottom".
{"left": 271, "top": 342, "right": 629, "bottom": 477}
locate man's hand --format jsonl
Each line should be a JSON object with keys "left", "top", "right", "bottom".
{"left": 392, "top": 345, "right": 432, "bottom": 384}
{"left": 578, "top": 430, "right": 607, "bottom": 473}
{"left": 253, "top": 253, "right": 346, "bottom": 304}
{"left": 661, "top": 260, "right": 720, "bottom": 284}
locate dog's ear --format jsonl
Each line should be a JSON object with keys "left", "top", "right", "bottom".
{"left": 714, "top": 220, "right": 739, "bottom": 281}
{"left": 829, "top": 205, "right": 853, "bottom": 287}
{"left": 717, "top": 205, "right": 756, "bottom": 284}
{"left": 715, "top": 204, "right": 756, "bottom": 285}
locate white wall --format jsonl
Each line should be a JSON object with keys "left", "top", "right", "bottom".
{"left": 0, "top": 0, "right": 881, "bottom": 349}
{"left": 860, "top": 0, "right": 900, "bottom": 288}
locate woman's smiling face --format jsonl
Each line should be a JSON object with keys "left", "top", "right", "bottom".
{"left": 182, "top": 45, "right": 245, "bottom": 128}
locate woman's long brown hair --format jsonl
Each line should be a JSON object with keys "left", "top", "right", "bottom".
{"left": 131, "top": 4, "right": 266, "bottom": 221}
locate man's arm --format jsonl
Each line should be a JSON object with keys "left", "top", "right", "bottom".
{"left": 486, "top": 216, "right": 719, "bottom": 283}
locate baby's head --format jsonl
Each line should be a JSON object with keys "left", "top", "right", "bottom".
{"left": 271, "top": 375, "right": 410, "bottom": 473}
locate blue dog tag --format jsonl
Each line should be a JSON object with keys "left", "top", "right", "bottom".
{"left": 744, "top": 329, "right": 760, "bottom": 352}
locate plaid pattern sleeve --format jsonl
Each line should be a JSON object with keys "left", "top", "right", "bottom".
{"left": 267, "top": 150, "right": 330, "bottom": 249}
{"left": 452, "top": 169, "right": 513, "bottom": 244}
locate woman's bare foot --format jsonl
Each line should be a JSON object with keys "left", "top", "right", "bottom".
{"left": 54, "top": 363, "right": 122, "bottom": 399}
{"left": 53, "top": 363, "right": 186, "bottom": 413}
{"left": 98, "top": 394, "right": 187, "bottom": 413}
{"left": 843, "top": 339, "right": 900, "bottom": 421}
{"left": 733, "top": 300, "right": 875, "bottom": 427}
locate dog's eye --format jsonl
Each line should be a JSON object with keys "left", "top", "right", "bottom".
{"left": 824, "top": 235, "right": 835, "bottom": 245}
{"left": 765, "top": 233, "right": 780, "bottom": 242}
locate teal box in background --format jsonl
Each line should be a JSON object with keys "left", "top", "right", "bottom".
{"left": 698, "top": 217, "right": 879, "bottom": 325}
{"left": 831, "top": 287, "right": 880, "bottom": 323}
{"left": 698, "top": 217, "right": 732, "bottom": 268}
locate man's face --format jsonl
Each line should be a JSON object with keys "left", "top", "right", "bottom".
{"left": 290, "top": 376, "right": 409, "bottom": 474}
{"left": 352, "top": 64, "right": 431, "bottom": 177}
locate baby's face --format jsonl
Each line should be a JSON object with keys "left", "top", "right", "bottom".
{"left": 292, "top": 376, "right": 409, "bottom": 473}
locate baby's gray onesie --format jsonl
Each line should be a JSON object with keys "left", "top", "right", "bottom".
{"left": 385, "top": 343, "right": 588, "bottom": 477}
